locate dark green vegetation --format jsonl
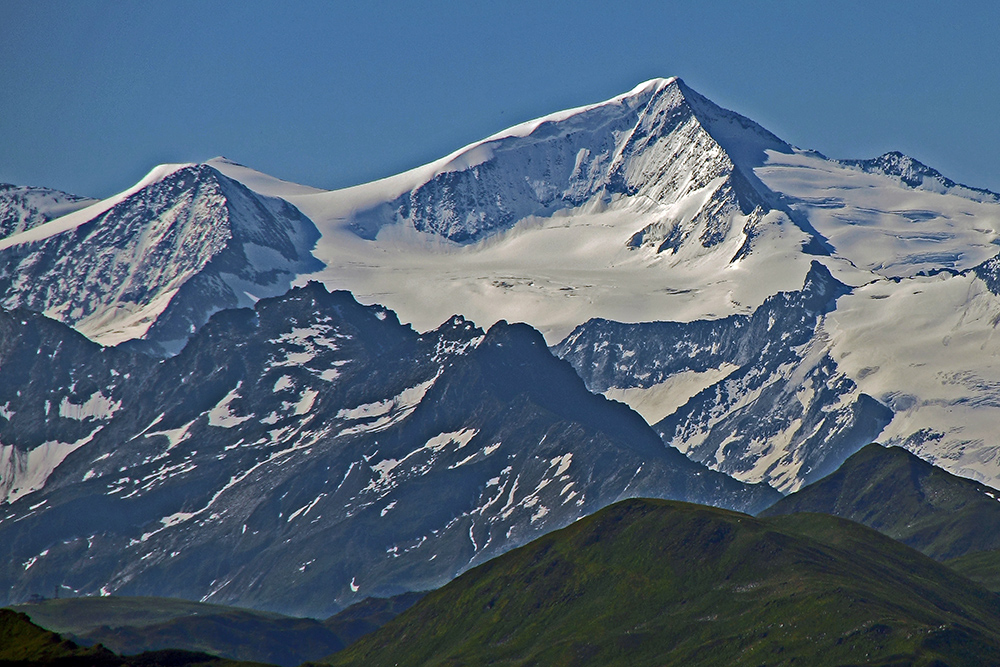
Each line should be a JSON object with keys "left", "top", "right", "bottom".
{"left": 946, "top": 550, "right": 1000, "bottom": 593}
{"left": 321, "top": 593, "right": 424, "bottom": 648}
{"left": 760, "top": 443, "right": 1000, "bottom": 560}
{"left": 0, "top": 608, "right": 265, "bottom": 667}
{"left": 9, "top": 594, "right": 422, "bottom": 667}
{"left": 324, "top": 498, "right": 1000, "bottom": 666}
{"left": 10, "top": 597, "right": 329, "bottom": 667}
{"left": 9, "top": 597, "right": 289, "bottom": 641}
{"left": 0, "top": 608, "right": 113, "bottom": 664}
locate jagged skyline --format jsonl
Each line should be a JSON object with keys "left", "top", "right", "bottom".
{"left": 2, "top": 1, "right": 999, "bottom": 198}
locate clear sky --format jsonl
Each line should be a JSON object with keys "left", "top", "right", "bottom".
{"left": 2, "top": 1, "right": 999, "bottom": 198}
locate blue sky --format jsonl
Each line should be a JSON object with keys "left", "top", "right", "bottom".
{"left": 2, "top": 1, "right": 999, "bottom": 198}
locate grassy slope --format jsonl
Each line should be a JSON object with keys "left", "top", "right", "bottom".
{"left": 946, "top": 550, "right": 1000, "bottom": 592}
{"left": 0, "top": 608, "right": 112, "bottom": 663}
{"left": 9, "top": 594, "right": 423, "bottom": 667}
{"left": 321, "top": 592, "right": 424, "bottom": 648}
{"left": 759, "top": 443, "right": 1000, "bottom": 561}
{"left": 0, "top": 608, "right": 268, "bottom": 667}
{"left": 9, "top": 597, "right": 289, "bottom": 637}
{"left": 325, "top": 499, "right": 1000, "bottom": 667}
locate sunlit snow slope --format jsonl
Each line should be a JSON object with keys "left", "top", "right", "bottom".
{"left": 213, "top": 77, "right": 826, "bottom": 342}
{"left": 754, "top": 150, "right": 1000, "bottom": 486}
{"left": 0, "top": 184, "right": 95, "bottom": 238}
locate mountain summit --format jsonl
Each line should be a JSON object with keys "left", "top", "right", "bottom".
{"left": 296, "top": 77, "right": 794, "bottom": 249}
{"left": 0, "top": 164, "right": 322, "bottom": 355}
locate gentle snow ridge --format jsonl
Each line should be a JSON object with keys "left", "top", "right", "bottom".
{"left": 0, "top": 163, "right": 193, "bottom": 252}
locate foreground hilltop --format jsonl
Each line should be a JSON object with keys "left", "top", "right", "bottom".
{"left": 327, "top": 498, "right": 1000, "bottom": 666}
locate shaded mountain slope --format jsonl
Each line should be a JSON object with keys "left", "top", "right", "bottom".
{"left": 760, "top": 443, "right": 1000, "bottom": 560}
{"left": 0, "top": 285, "right": 774, "bottom": 616}
{"left": 0, "top": 307, "right": 154, "bottom": 504}
{"left": 325, "top": 498, "right": 1000, "bottom": 667}
{"left": 556, "top": 261, "right": 892, "bottom": 492}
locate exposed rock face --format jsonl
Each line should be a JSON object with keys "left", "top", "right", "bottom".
{"left": 555, "top": 262, "right": 892, "bottom": 492}
{"left": 0, "top": 285, "right": 775, "bottom": 616}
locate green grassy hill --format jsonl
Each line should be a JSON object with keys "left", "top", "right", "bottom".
{"left": 946, "top": 550, "right": 1000, "bottom": 592}
{"left": 321, "top": 592, "right": 424, "bottom": 648}
{"left": 0, "top": 607, "right": 266, "bottom": 667}
{"left": 760, "top": 443, "right": 1000, "bottom": 561}
{"left": 0, "top": 608, "right": 114, "bottom": 664}
{"left": 9, "top": 597, "right": 288, "bottom": 638}
{"left": 324, "top": 499, "right": 1000, "bottom": 667}
{"left": 10, "top": 594, "right": 421, "bottom": 667}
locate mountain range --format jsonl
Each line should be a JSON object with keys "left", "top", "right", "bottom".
{"left": 0, "top": 284, "right": 773, "bottom": 616}
{"left": 5, "top": 77, "right": 1000, "bottom": 495}
{"left": 10, "top": 445, "right": 1000, "bottom": 666}
{"left": 4, "top": 75, "right": 1000, "bottom": 630}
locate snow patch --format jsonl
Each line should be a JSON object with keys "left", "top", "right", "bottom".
{"left": 208, "top": 386, "right": 253, "bottom": 428}
{"left": 337, "top": 374, "right": 438, "bottom": 434}
{"left": 145, "top": 420, "right": 196, "bottom": 450}
{"left": 549, "top": 453, "right": 573, "bottom": 477}
{"left": 424, "top": 428, "right": 479, "bottom": 452}
{"left": 288, "top": 493, "right": 326, "bottom": 522}
{"left": 292, "top": 389, "right": 318, "bottom": 416}
{"left": 59, "top": 391, "right": 122, "bottom": 421}
{"left": 1, "top": 428, "right": 101, "bottom": 503}
{"left": 603, "top": 364, "right": 739, "bottom": 424}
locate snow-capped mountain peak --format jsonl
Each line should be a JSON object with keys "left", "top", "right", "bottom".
{"left": 0, "top": 163, "right": 323, "bottom": 354}
{"left": 204, "top": 157, "right": 327, "bottom": 200}
{"left": 0, "top": 163, "right": 193, "bottom": 252}
{"left": 7, "top": 76, "right": 1000, "bottom": 496}
{"left": 0, "top": 184, "right": 96, "bottom": 240}
{"left": 284, "top": 75, "right": 792, "bottom": 246}
{"left": 839, "top": 151, "right": 1000, "bottom": 202}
